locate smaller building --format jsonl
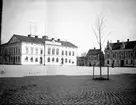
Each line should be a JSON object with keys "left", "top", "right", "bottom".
{"left": 86, "top": 48, "right": 104, "bottom": 66}
{"left": 77, "top": 57, "right": 86, "bottom": 66}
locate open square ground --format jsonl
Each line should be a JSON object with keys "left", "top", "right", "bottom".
{"left": 0, "top": 65, "right": 136, "bottom": 104}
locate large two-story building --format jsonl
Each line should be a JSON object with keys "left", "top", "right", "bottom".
{"left": 104, "top": 39, "right": 136, "bottom": 67}
{"left": 0, "top": 34, "right": 77, "bottom": 65}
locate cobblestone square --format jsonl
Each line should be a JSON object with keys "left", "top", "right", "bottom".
{"left": 0, "top": 74, "right": 136, "bottom": 105}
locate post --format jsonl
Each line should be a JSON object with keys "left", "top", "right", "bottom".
{"left": 93, "top": 65, "right": 95, "bottom": 79}
{"left": 44, "top": 41, "right": 45, "bottom": 66}
{"left": 107, "top": 66, "right": 109, "bottom": 80}
{"left": 0, "top": 0, "right": 3, "bottom": 45}
{"left": 99, "top": 29, "right": 102, "bottom": 78}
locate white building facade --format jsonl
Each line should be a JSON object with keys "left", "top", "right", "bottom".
{"left": 0, "top": 34, "right": 77, "bottom": 66}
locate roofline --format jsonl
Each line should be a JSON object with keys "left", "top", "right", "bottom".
{"left": 2, "top": 34, "right": 78, "bottom": 48}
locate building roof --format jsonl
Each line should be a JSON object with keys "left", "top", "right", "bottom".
{"left": 87, "top": 49, "right": 101, "bottom": 56}
{"left": 4, "top": 34, "right": 77, "bottom": 48}
{"left": 109, "top": 40, "right": 136, "bottom": 50}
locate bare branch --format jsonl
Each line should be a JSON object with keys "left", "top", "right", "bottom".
{"left": 92, "top": 26, "right": 100, "bottom": 44}
{"left": 101, "top": 31, "right": 111, "bottom": 46}
{"left": 81, "top": 52, "right": 87, "bottom": 57}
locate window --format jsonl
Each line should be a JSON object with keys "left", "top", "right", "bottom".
{"left": 126, "top": 60, "right": 128, "bottom": 64}
{"left": 25, "top": 47, "right": 28, "bottom": 54}
{"left": 18, "top": 48, "right": 20, "bottom": 54}
{"left": 41, "top": 49, "right": 43, "bottom": 54}
{"left": 40, "top": 57, "right": 43, "bottom": 64}
{"left": 25, "top": 57, "right": 28, "bottom": 61}
{"left": 35, "top": 58, "right": 38, "bottom": 62}
{"left": 11, "top": 56, "right": 12, "bottom": 62}
{"left": 69, "top": 59, "right": 71, "bottom": 63}
{"left": 62, "top": 51, "right": 64, "bottom": 55}
{"left": 65, "top": 58, "right": 67, "bottom": 63}
{"left": 107, "top": 60, "right": 109, "bottom": 64}
{"left": 72, "top": 61, "right": 74, "bottom": 64}
{"left": 31, "top": 47, "right": 33, "bottom": 54}
{"left": 72, "top": 51, "right": 74, "bottom": 56}
{"left": 56, "top": 48, "right": 59, "bottom": 55}
{"left": 56, "top": 58, "right": 59, "bottom": 62}
{"left": 128, "top": 52, "right": 131, "bottom": 58}
{"left": 31, "top": 57, "right": 33, "bottom": 62}
{"left": 16, "top": 56, "right": 17, "bottom": 62}
{"left": 14, "top": 48, "right": 16, "bottom": 54}
{"left": 52, "top": 58, "right": 54, "bottom": 62}
{"left": 52, "top": 48, "right": 55, "bottom": 55}
{"left": 69, "top": 51, "right": 71, "bottom": 56}
{"left": 125, "top": 52, "right": 128, "bottom": 58}
{"left": 11, "top": 48, "right": 13, "bottom": 54}
{"left": 16, "top": 48, "right": 17, "bottom": 54}
{"left": 131, "top": 53, "right": 133, "bottom": 58}
{"left": 65, "top": 51, "right": 67, "bottom": 56}
{"left": 116, "top": 53, "right": 118, "bottom": 58}
{"left": 48, "top": 48, "right": 51, "bottom": 54}
{"left": 107, "top": 53, "right": 110, "bottom": 58}
{"left": 113, "top": 53, "right": 115, "bottom": 58}
{"left": 48, "top": 57, "right": 50, "bottom": 62}
{"left": 35, "top": 48, "right": 38, "bottom": 54}
{"left": 131, "top": 60, "right": 133, "bottom": 64}
{"left": 18, "top": 56, "right": 20, "bottom": 62}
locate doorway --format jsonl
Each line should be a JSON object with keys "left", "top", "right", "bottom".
{"left": 40, "top": 57, "right": 43, "bottom": 64}
{"left": 121, "top": 60, "right": 124, "bottom": 67}
{"left": 61, "top": 58, "right": 64, "bottom": 64}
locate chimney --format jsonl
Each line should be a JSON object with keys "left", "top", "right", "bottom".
{"left": 35, "top": 36, "right": 38, "bottom": 38}
{"left": 57, "top": 38, "right": 60, "bottom": 41}
{"left": 117, "top": 40, "right": 120, "bottom": 43}
{"left": 28, "top": 34, "right": 31, "bottom": 37}
{"left": 127, "top": 39, "right": 129, "bottom": 42}
{"left": 42, "top": 36, "right": 48, "bottom": 40}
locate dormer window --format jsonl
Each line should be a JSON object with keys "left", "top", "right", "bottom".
{"left": 121, "top": 42, "right": 125, "bottom": 49}
{"left": 51, "top": 38, "right": 55, "bottom": 42}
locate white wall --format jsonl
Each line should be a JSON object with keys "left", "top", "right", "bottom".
{"left": 20, "top": 42, "right": 77, "bottom": 65}
{"left": 21, "top": 42, "right": 44, "bottom": 65}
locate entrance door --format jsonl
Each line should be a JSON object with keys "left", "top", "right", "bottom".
{"left": 40, "top": 57, "right": 43, "bottom": 64}
{"left": 61, "top": 58, "right": 64, "bottom": 64}
{"left": 121, "top": 60, "right": 124, "bottom": 67}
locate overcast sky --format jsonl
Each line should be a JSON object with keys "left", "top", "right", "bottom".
{"left": 2, "top": 0, "right": 136, "bottom": 56}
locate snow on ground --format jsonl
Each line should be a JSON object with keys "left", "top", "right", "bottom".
{"left": 0, "top": 65, "right": 136, "bottom": 77}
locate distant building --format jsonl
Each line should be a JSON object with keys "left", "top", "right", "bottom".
{"left": 104, "top": 39, "right": 136, "bottom": 67}
{"left": 0, "top": 34, "right": 78, "bottom": 65}
{"left": 86, "top": 48, "right": 104, "bottom": 66}
{"left": 77, "top": 57, "right": 86, "bottom": 66}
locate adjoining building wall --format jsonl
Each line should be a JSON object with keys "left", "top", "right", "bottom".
{"left": 0, "top": 42, "right": 21, "bottom": 65}
{"left": 86, "top": 48, "right": 104, "bottom": 66}
{"left": 104, "top": 40, "right": 136, "bottom": 67}
{"left": 77, "top": 57, "right": 86, "bottom": 66}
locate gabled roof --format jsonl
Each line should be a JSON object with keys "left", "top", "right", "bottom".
{"left": 59, "top": 40, "right": 78, "bottom": 48}
{"left": 6, "top": 34, "right": 77, "bottom": 48}
{"left": 87, "top": 49, "right": 101, "bottom": 56}
{"left": 110, "top": 41, "right": 136, "bottom": 50}
{"left": 14, "top": 35, "right": 45, "bottom": 44}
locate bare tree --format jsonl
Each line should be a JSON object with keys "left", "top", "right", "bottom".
{"left": 81, "top": 52, "right": 87, "bottom": 57}
{"left": 92, "top": 14, "right": 111, "bottom": 78}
